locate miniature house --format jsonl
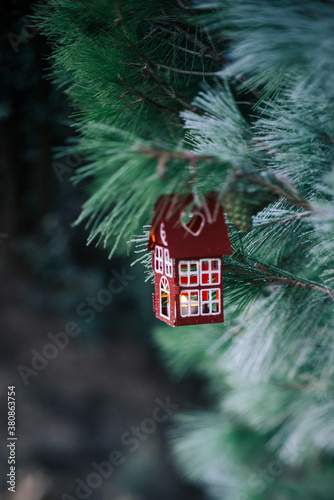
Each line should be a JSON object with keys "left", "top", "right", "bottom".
{"left": 148, "top": 193, "right": 232, "bottom": 327}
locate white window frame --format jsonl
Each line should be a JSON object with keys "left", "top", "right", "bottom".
{"left": 178, "top": 260, "right": 199, "bottom": 287}
{"left": 201, "top": 288, "right": 220, "bottom": 315}
{"left": 160, "top": 277, "right": 170, "bottom": 319}
{"left": 200, "top": 258, "right": 221, "bottom": 286}
{"left": 180, "top": 290, "right": 199, "bottom": 317}
{"left": 164, "top": 248, "right": 173, "bottom": 278}
{"left": 155, "top": 246, "right": 163, "bottom": 274}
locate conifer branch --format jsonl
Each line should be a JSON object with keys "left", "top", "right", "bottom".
{"left": 152, "top": 63, "right": 218, "bottom": 76}
{"left": 236, "top": 74, "right": 262, "bottom": 99}
{"left": 255, "top": 211, "right": 313, "bottom": 227}
{"left": 252, "top": 137, "right": 287, "bottom": 158}
{"left": 268, "top": 275, "right": 334, "bottom": 298}
{"left": 240, "top": 170, "right": 313, "bottom": 212}
{"left": 225, "top": 260, "right": 334, "bottom": 299}
{"left": 151, "top": 38, "right": 218, "bottom": 60}
{"left": 135, "top": 148, "right": 314, "bottom": 215}
{"left": 148, "top": 67, "right": 200, "bottom": 113}
{"left": 174, "top": 0, "right": 192, "bottom": 12}
{"left": 117, "top": 74, "right": 176, "bottom": 113}
{"left": 36, "top": 4, "right": 334, "bottom": 491}
{"left": 150, "top": 22, "right": 224, "bottom": 61}
{"left": 111, "top": 5, "right": 204, "bottom": 114}
{"left": 126, "top": 43, "right": 201, "bottom": 113}
{"left": 131, "top": 146, "right": 213, "bottom": 162}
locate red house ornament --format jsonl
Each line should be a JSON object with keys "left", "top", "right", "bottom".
{"left": 148, "top": 193, "right": 232, "bottom": 327}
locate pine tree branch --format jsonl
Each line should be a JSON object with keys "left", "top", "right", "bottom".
{"left": 117, "top": 74, "right": 176, "bottom": 113}
{"left": 322, "top": 132, "right": 334, "bottom": 145}
{"left": 126, "top": 43, "right": 201, "bottom": 113}
{"left": 225, "top": 260, "right": 334, "bottom": 299}
{"left": 254, "top": 211, "right": 313, "bottom": 227}
{"left": 268, "top": 275, "right": 334, "bottom": 298}
{"left": 236, "top": 74, "right": 262, "bottom": 100}
{"left": 131, "top": 146, "right": 213, "bottom": 162}
{"left": 239, "top": 170, "right": 313, "bottom": 212}
{"left": 149, "top": 21, "right": 224, "bottom": 61}
{"left": 252, "top": 137, "right": 288, "bottom": 159}
{"left": 152, "top": 62, "right": 218, "bottom": 76}
{"left": 135, "top": 147, "right": 314, "bottom": 214}
{"left": 126, "top": 60, "right": 218, "bottom": 76}
{"left": 173, "top": 0, "right": 192, "bottom": 12}
{"left": 149, "top": 36, "right": 222, "bottom": 61}
{"left": 112, "top": 6, "right": 203, "bottom": 114}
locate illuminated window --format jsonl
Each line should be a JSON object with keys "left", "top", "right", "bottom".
{"left": 180, "top": 290, "right": 199, "bottom": 317}
{"left": 160, "top": 277, "right": 170, "bottom": 318}
{"left": 164, "top": 248, "right": 173, "bottom": 277}
{"left": 179, "top": 261, "right": 199, "bottom": 286}
{"left": 201, "top": 289, "right": 220, "bottom": 315}
{"left": 200, "top": 259, "right": 221, "bottom": 286}
{"left": 155, "top": 246, "right": 163, "bottom": 274}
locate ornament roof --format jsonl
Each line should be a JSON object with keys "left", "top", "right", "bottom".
{"left": 148, "top": 192, "right": 232, "bottom": 258}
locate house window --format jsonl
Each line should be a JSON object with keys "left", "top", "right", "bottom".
{"left": 179, "top": 261, "right": 199, "bottom": 286}
{"left": 200, "top": 259, "right": 221, "bottom": 286}
{"left": 164, "top": 249, "right": 173, "bottom": 277}
{"left": 160, "top": 277, "right": 170, "bottom": 318}
{"left": 201, "top": 289, "right": 220, "bottom": 315}
{"left": 155, "top": 246, "right": 163, "bottom": 274}
{"left": 180, "top": 290, "right": 199, "bottom": 317}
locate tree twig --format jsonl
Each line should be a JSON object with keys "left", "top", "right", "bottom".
{"left": 236, "top": 169, "right": 313, "bottom": 212}
{"left": 152, "top": 62, "right": 218, "bottom": 76}
{"left": 117, "top": 74, "right": 176, "bottom": 113}
{"left": 125, "top": 43, "right": 201, "bottom": 113}
{"left": 174, "top": 0, "right": 192, "bottom": 11}
{"left": 224, "top": 261, "right": 334, "bottom": 299}
{"left": 150, "top": 22, "right": 223, "bottom": 61}
{"left": 149, "top": 36, "right": 221, "bottom": 60}
{"left": 132, "top": 146, "right": 213, "bottom": 162}
{"left": 254, "top": 211, "right": 312, "bottom": 227}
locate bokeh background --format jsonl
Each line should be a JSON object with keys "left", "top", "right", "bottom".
{"left": 0, "top": 2, "right": 206, "bottom": 499}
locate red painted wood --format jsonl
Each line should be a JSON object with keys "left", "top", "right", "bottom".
{"left": 149, "top": 193, "right": 231, "bottom": 327}
{"left": 148, "top": 192, "right": 232, "bottom": 258}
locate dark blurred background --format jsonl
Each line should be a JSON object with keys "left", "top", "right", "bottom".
{"left": 0, "top": 2, "right": 206, "bottom": 499}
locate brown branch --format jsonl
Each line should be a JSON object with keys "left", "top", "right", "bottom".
{"left": 125, "top": 43, "right": 200, "bottom": 113}
{"left": 140, "top": 147, "right": 313, "bottom": 213}
{"left": 156, "top": 155, "right": 168, "bottom": 178}
{"left": 137, "top": 147, "right": 313, "bottom": 212}
{"left": 134, "top": 146, "right": 211, "bottom": 182}
{"left": 174, "top": 0, "right": 192, "bottom": 11}
{"left": 132, "top": 146, "right": 213, "bottom": 162}
{"left": 252, "top": 137, "right": 287, "bottom": 159}
{"left": 238, "top": 169, "right": 313, "bottom": 212}
{"left": 258, "top": 179, "right": 312, "bottom": 211}
{"left": 152, "top": 62, "right": 218, "bottom": 76}
{"left": 254, "top": 211, "right": 313, "bottom": 227}
{"left": 268, "top": 276, "right": 334, "bottom": 298}
{"left": 236, "top": 74, "right": 262, "bottom": 100}
{"left": 202, "top": 27, "right": 224, "bottom": 62}
{"left": 224, "top": 262, "right": 334, "bottom": 299}
{"left": 117, "top": 74, "right": 176, "bottom": 113}
{"left": 151, "top": 22, "right": 223, "bottom": 61}
{"left": 321, "top": 132, "right": 334, "bottom": 144}
{"left": 149, "top": 36, "right": 221, "bottom": 60}
{"left": 126, "top": 60, "right": 217, "bottom": 77}
{"left": 303, "top": 121, "right": 334, "bottom": 145}
{"left": 147, "top": 66, "right": 199, "bottom": 112}
{"left": 112, "top": 5, "right": 202, "bottom": 114}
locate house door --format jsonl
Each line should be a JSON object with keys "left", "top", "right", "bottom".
{"left": 160, "top": 277, "right": 170, "bottom": 319}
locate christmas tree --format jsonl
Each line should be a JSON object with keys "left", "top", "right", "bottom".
{"left": 36, "top": 1, "right": 334, "bottom": 499}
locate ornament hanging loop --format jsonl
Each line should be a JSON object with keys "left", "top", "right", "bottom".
{"left": 188, "top": 151, "right": 197, "bottom": 189}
